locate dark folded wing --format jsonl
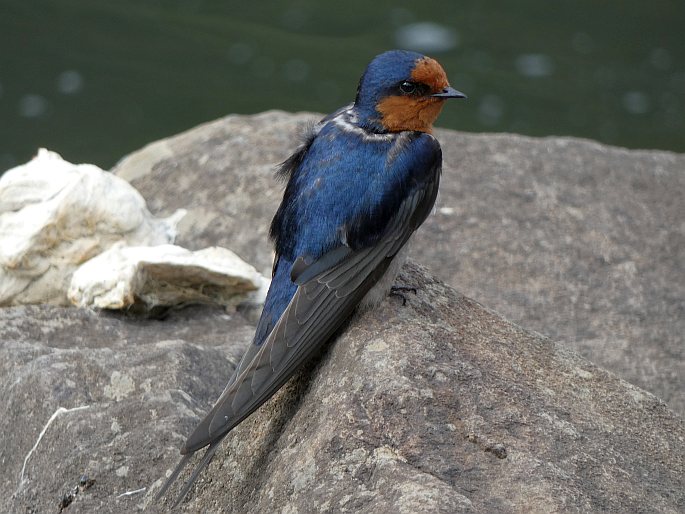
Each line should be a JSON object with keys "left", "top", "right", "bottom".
{"left": 157, "top": 165, "right": 439, "bottom": 504}
{"left": 218, "top": 245, "right": 352, "bottom": 397}
{"left": 184, "top": 169, "right": 438, "bottom": 452}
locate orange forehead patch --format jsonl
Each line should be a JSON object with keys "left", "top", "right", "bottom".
{"left": 411, "top": 57, "right": 449, "bottom": 93}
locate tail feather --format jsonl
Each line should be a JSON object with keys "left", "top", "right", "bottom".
{"left": 156, "top": 439, "right": 223, "bottom": 509}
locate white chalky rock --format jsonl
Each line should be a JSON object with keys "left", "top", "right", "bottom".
{"left": 68, "top": 244, "right": 270, "bottom": 310}
{"left": 0, "top": 149, "right": 185, "bottom": 306}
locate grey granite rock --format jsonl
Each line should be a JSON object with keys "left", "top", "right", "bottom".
{"left": 3, "top": 304, "right": 253, "bottom": 513}
{"left": 114, "top": 111, "right": 685, "bottom": 414}
{"left": 4, "top": 112, "right": 683, "bottom": 513}
{"left": 2, "top": 265, "right": 683, "bottom": 513}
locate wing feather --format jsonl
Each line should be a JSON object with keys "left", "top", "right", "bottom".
{"left": 158, "top": 162, "right": 440, "bottom": 506}
{"left": 196, "top": 182, "right": 434, "bottom": 447}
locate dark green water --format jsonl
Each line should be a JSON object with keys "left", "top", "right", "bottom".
{"left": 1, "top": 1, "right": 683, "bottom": 172}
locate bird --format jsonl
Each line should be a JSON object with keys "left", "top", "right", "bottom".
{"left": 156, "top": 49, "right": 465, "bottom": 507}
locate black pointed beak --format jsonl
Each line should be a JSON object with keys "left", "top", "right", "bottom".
{"left": 431, "top": 86, "right": 467, "bottom": 99}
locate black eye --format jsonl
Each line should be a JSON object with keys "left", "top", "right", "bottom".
{"left": 399, "top": 81, "right": 417, "bottom": 94}
{"left": 398, "top": 81, "right": 431, "bottom": 96}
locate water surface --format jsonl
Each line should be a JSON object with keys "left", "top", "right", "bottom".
{"left": 1, "top": 1, "right": 683, "bottom": 171}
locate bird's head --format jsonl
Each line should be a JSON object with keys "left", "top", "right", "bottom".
{"left": 354, "top": 49, "right": 465, "bottom": 134}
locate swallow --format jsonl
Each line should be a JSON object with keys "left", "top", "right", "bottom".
{"left": 156, "top": 49, "right": 465, "bottom": 507}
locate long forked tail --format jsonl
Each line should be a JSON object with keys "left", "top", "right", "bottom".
{"left": 155, "top": 439, "right": 223, "bottom": 509}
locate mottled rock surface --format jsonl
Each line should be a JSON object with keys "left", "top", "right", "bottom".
{"left": 114, "top": 111, "right": 685, "bottom": 414}
{"left": 3, "top": 265, "right": 683, "bottom": 513}
{"left": 2, "top": 303, "right": 252, "bottom": 513}
{"left": 3, "top": 113, "right": 684, "bottom": 513}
